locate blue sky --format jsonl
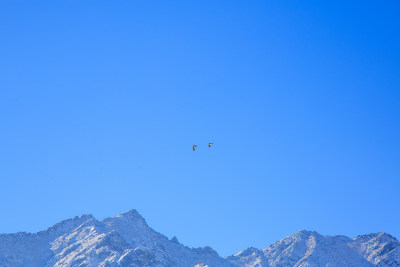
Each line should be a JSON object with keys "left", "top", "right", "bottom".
{"left": 1, "top": 0, "right": 399, "bottom": 256}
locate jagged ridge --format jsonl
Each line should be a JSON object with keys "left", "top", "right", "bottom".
{"left": 0, "top": 210, "right": 399, "bottom": 267}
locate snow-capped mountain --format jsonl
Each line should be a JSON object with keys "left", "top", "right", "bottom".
{"left": 0, "top": 210, "right": 230, "bottom": 267}
{"left": 0, "top": 210, "right": 399, "bottom": 267}
{"left": 227, "top": 231, "right": 400, "bottom": 267}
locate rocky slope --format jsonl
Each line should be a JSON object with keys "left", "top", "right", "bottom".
{"left": 228, "top": 231, "right": 400, "bottom": 267}
{"left": 0, "top": 210, "right": 399, "bottom": 266}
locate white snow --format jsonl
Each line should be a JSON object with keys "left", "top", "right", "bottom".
{"left": 0, "top": 211, "right": 398, "bottom": 266}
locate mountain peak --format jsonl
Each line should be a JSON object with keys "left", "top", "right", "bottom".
{"left": 42, "top": 213, "right": 94, "bottom": 235}
{"left": 292, "top": 230, "right": 319, "bottom": 237}
{"left": 275, "top": 230, "right": 322, "bottom": 244}
{"left": 118, "top": 209, "right": 142, "bottom": 218}
{"left": 1, "top": 211, "right": 399, "bottom": 267}
{"left": 111, "top": 209, "right": 148, "bottom": 226}
{"left": 355, "top": 232, "right": 399, "bottom": 242}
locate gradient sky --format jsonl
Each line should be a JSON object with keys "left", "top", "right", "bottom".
{"left": 1, "top": 1, "right": 399, "bottom": 257}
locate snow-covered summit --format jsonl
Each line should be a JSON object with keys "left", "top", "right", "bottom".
{"left": 0, "top": 210, "right": 231, "bottom": 267}
{"left": 228, "top": 230, "right": 400, "bottom": 267}
{"left": 43, "top": 214, "right": 95, "bottom": 236}
{"left": 108, "top": 209, "right": 147, "bottom": 223}
{"left": 0, "top": 211, "right": 399, "bottom": 266}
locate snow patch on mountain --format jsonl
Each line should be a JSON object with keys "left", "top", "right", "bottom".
{"left": 0, "top": 210, "right": 399, "bottom": 267}
{"left": 227, "top": 230, "right": 400, "bottom": 267}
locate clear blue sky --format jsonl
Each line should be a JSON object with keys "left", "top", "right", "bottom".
{"left": 1, "top": 1, "right": 399, "bottom": 257}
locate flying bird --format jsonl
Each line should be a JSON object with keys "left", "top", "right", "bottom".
{"left": 208, "top": 142, "right": 214, "bottom": 148}
{"left": 192, "top": 145, "right": 197, "bottom": 151}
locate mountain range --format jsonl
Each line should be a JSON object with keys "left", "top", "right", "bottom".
{"left": 0, "top": 209, "right": 399, "bottom": 266}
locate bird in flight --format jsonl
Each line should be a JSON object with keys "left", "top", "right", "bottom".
{"left": 192, "top": 145, "right": 197, "bottom": 151}
{"left": 208, "top": 142, "right": 214, "bottom": 148}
